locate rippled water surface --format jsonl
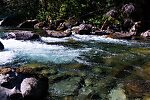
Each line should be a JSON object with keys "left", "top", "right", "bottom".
{"left": 0, "top": 31, "right": 150, "bottom": 99}
{"left": 0, "top": 33, "right": 139, "bottom": 66}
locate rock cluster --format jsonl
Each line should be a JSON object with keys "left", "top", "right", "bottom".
{"left": 0, "top": 67, "right": 48, "bottom": 100}
{"left": 2, "top": 31, "right": 40, "bottom": 40}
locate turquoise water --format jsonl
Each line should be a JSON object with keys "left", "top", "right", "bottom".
{"left": 0, "top": 31, "right": 150, "bottom": 99}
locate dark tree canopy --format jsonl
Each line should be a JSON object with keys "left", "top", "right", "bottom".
{"left": 0, "top": 0, "right": 149, "bottom": 23}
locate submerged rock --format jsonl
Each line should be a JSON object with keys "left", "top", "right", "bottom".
{"left": 77, "top": 86, "right": 98, "bottom": 100}
{"left": 49, "top": 77, "right": 82, "bottom": 97}
{"left": 0, "top": 67, "right": 49, "bottom": 100}
{"left": 124, "top": 80, "right": 150, "bottom": 98}
{"left": 0, "top": 41, "right": 4, "bottom": 50}
{"left": 4, "top": 31, "right": 40, "bottom": 40}
{"left": 109, "top": 84, "right": 127, "bottom": 100}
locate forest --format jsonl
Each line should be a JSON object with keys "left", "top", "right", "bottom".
{"left": 0, "top": 0, "right": 149, "bottom": 24}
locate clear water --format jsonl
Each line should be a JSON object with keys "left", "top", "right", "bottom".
{"left": 0, "top": 31, "right": 150, "bottom": 99}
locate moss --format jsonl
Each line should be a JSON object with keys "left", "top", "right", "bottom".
{"left": 92, "top": 67, "right": 103, "bottom": 74}
{"left": 19, "top": 63, "right": 58, "bottom": 77}
{"left": 60, "top": 63, "right": 87, "bottom": 70}
{"left": 130, "top": 48, "right": 150, "bottom": 55}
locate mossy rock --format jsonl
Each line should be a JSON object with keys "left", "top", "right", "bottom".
{"left": 77, "top": 86, "right": 98, "bottom": 100}
{"left": 19, "top": 63, "right": 57, "bottom": 77}
{"left": 49, "top": 71, "right": 86, "bottom": 84}
{"left": 130, "top": 48, "right": 150, "bottom": 55}
{"left": 49, "top": 77, "right": 83, "bottom": 97}
{"left": 60, "top": 63, "right": 87, "bottom": 70}
{"left": 124, "top": 80, "right": 150, "bottom": 98}
{"left": 135, "top": 62, "right": 150, "bottom": 80}
{"left": 108, "top": 84, "right": 127, "bottom": 100}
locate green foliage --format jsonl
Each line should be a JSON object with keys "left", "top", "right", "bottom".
{"left": 36, "top": 9, "right": 50, "bottom": 21}
{"left": 103, "top": 15, "right": 121, "bottom": 25}
{"left": 88, "top": 16, "right": 104, "bottom": 27}
{"left": 0, "top": 0, "right": 39, "bottom": 19}
{"left": 0, "top": 0, "right": 146, "bottom": 25}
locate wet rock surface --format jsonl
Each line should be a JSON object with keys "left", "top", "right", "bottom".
{"left": 49, "top": 77, "right": 82, "bottom": 97}
{"left": 3, "top": 30, "right": 40, "bottom": 40}
{"left": 141, "top": 30, "right": 150, "bottom": 38}
{"left": 124, "top": 80, "right": 150, "bottom": 98}
{"left": 109, "top": 32, "right": 134, "bottom": 39}
{"left": 45, "top": 30, "right": 72, "bottom": 38}
{"left": 76, "top": 24, "right": 92, "bottom": 35}
{"left": 0, "top": 67, "right": 48, "bottom": 100}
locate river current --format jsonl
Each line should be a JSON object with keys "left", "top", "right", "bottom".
{"left": 0, "top": 31, "right": 150, "bottom": 99}
{"left": 0, "top": 33, "right": 144, "bottom": 66}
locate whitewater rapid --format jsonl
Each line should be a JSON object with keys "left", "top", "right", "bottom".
{"left": 0, "top": 34, "right": 137, "bottom": 66}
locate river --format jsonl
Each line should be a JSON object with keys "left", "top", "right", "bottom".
{"left": 0, "top": 30, "right": 150, "bottom": 99}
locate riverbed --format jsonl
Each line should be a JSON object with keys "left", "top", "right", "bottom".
{"left": 0, "top": 30, "right": 150, "bottom": 99}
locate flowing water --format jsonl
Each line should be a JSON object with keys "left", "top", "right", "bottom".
{"left": 0, "top": 30, "right": 150, "bottom": 99}
{"left": 0, "top": 33, "right": 136, "bottom": 66}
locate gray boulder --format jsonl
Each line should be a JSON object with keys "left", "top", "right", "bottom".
{"left": 122, "top": 3, "right": 135, "bottom": 17}
{"left": 21, "top": 77, "right": 48, "bottom": 100}
{"left": 0, "top": 67, "right": 49, "bottom": 100}
{"left": 21, "top": 78, "right": 38, "bottom": 98}
{"left": 76, "top": 24, "right": 92, "bottom": 35}
{"left": 4, "top": 31, "right": 40, "bottom": 40}
{"left": 141, "top": 30, "right": 150, "bottom": 38}
{"left": 45, "top": 29, "right": 72, "bottom": 38}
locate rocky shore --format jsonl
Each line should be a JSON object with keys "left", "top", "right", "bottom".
{"left": 0, "top": 67, "right": 48, "bottom": 100}
{"left": 0, "top": 3, "right": 150, "bottom": 40}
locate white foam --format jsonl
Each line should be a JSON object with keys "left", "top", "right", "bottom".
{"left": 0, "top": 39, "right": 89, "bottom": 65}
{"left": 0, "top": 50, "right": 15, "bottom": 65}
{"left": 41, "top": 34, "right": 130, "bottom": 45}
